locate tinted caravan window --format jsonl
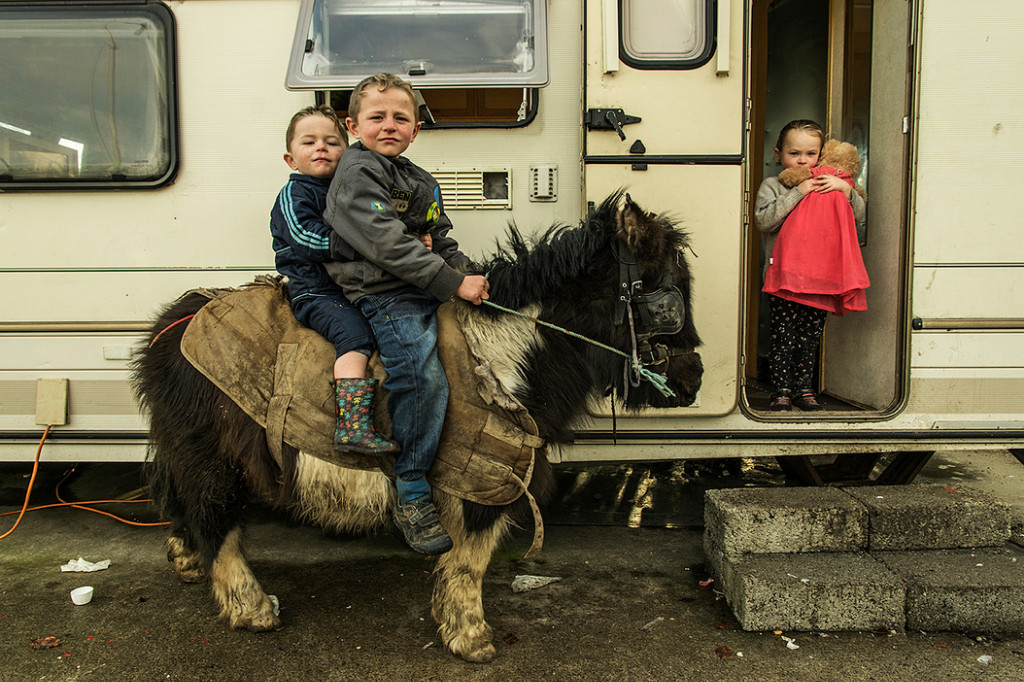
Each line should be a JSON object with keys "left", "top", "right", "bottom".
{"left": 0, "top": 3, "right": 177, "bottom": 189}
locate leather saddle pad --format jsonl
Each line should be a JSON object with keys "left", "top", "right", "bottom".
{"left": 178, "top": 279, "right": 544, "bottom": 508}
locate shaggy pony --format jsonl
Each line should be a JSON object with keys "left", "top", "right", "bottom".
{"left": 132, "top": 192, "right": 703, "bottom": 662}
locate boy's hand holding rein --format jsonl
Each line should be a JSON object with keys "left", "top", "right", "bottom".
{"left": 455, "top": 275, "right": 490, "bottom": 305}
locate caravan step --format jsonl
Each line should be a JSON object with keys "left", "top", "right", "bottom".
{"left": 704, "top": 487, "right": 867, "bottom": 558}
{"left": 705, "top": 484, "right": 1021, "bottom": 633}
{"left": 715, "top": 551, "right": 905, "bottom": 632}
{"left": 877, "top": 546, "right": 1024, "bottom": 632}
{"left": 705, "top": 485, "right": 1010, "bottom": 558}
{"left": 843, "top": 485, "right": 1011, "bottom": 551}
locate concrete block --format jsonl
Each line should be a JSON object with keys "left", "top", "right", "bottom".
{"left": 721, "top": 552, "right": 905, "bottom": 632}
{"left": 844, "top": 485, "right": 1011, "bottom": 551}
{"left": 704, "top": 487, "right": 867, "bottom": 558}
{"left": 877, "top": 546, "right": 1024, "bottom": 633}
{"left": 703, "top": 535, "right": 735, "bottom": 590}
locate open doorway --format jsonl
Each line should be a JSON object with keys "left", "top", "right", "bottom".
{"left": 744, "top": 0, "right": 909, "bottom": 416}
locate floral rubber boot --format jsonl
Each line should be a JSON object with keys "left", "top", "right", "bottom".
{"left": 333, "top": 378, "right": 400, "bottom": 455}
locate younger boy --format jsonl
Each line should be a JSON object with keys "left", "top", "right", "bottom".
{"left": 270, "top": 105, "right": 398, "bottom": 455}
{"left": 323, "top": 74, "right": 490, "bottom": 555}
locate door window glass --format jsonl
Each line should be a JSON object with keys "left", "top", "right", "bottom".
{"left": 621, "top": 0, "right": 713, "bottom": 67}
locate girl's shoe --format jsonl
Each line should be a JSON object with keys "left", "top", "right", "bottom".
{"left": 769, "top": 395, "right": 792, "bottom": 411}
{"left": 792, "top": 392, "right": 824, "bottom": 411}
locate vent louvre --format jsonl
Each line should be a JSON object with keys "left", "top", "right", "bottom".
{"left": 432, "top": 169, "right": 511, "bottom": 209}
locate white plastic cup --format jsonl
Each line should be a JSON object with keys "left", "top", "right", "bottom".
{"left": 70, "top": 586, "right": 94, "bottom": 605}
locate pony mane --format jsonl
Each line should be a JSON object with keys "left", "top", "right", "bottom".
{"left": 482, "top": 192, "right": 622, "bottom": 310}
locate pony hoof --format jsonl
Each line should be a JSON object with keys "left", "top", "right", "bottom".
{"left": 166, "top": 537, "right": 206, "bottom": 582}
{"left": 458, "top": 643, "right": 496, "bottom": 664}
{"left": 230, "top": 611, "right": 282, "bottom": 633}
{"left": 176, "top": 567, "right": 207, "bottom": 584}
{"left": 223, "top": 594, "right": 282, "bottom": 632}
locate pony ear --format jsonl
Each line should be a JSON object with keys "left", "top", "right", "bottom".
{"left": 616, "top": 193, "right": 654, "bottom": 252}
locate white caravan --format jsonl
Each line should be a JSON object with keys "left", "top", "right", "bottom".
{"left": 2, "top": 0, "right": 1021, "bottom": 479}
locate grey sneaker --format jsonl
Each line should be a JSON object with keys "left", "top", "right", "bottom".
{"left": 393, "top": 495, "right": 453, "bottom": 555}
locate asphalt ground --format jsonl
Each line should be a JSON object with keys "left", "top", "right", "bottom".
{"left": 2, "top": 450, "right": 1023, "bottom": 681}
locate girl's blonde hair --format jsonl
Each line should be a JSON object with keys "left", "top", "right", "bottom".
{"left": 285, "top": 105, "right": 347, "bottom": 151}
{"left": 348, "top": 73, "right": 418, "bottom": 122}
{"left": 774, "top": 119, "right": 825, "bottom": 153}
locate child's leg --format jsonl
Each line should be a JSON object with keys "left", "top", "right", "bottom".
{"left": 357, "top": 287, "right": 452, "bottom": 555}
{"left": 767, "top": 295, "right": 797, "bottom": 401}
{"left": 331, "top": 353, "right": 400, "bottom": 455}
{"left": 334, "top": 350, "right": 369, "bottom": 379}
{"left": 791, "top": 304, "right": 828, "bottom": 396}
{"left": 293, "top": 295, "right": 397, "bottom": 454}
{"left": 358, "top": 290, "right": 447, "bottom": 482}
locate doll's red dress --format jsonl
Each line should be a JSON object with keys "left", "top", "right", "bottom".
{"left": 763, "top": 166, "right": 870, "bottom": 315}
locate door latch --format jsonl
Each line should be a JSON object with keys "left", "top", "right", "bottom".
{"left": 584, "top": 108, "right": 642, "bottom": 140}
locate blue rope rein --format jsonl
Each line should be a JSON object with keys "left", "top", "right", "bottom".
{"left": 479, "top": 299, "right": 677, "bottom": 399}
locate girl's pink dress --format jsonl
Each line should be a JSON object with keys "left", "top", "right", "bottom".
{"left": 762, "top": 165, "right": 870, "bottom": 315}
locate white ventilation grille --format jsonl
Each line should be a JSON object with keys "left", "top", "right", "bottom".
{"left": 432, "top": 169, "right": 511, "bottom": 209}
{"left": 529, "top": 164, "right": 557, "bottom": 201}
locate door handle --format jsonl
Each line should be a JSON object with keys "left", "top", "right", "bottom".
{"left": 585, "top": 108, "right": 642, "bottom": 140}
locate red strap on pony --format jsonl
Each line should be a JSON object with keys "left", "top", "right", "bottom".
{"left": 149, "top": 314, "right": 196, "bottom": 348}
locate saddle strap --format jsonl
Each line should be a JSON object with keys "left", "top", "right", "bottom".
{"left": 266, "top": 343, "right": 299, "bottom": 468}
{"left": 513, "top": 453, "right": 545, "bottom": 559}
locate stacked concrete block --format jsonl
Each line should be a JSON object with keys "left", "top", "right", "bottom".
{"left": 843, "top": 486, "right": 1011, "bottom": 551}
{"left": 704, "top": 484, "right": 1024, "bottom": 633}
{"left": 877, "top": 547, "right": 1024, "bottom": 632}
{"left": 723, "top": 552, "right": 906, "bottom": 632}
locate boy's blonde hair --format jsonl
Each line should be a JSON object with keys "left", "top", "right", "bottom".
{"left": 285, "top": 105, "right": 347, "bottom": 151}
{"left": 348, "top": 73, "right": 419, "bottom": 122}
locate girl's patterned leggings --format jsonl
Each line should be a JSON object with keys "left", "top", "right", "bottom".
{"left": 767, "top": 294, "right": 827, "bottom": 397}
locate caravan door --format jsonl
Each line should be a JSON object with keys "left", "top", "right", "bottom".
{"left": 583, "top": 0, "right": 747, "bottom": 416}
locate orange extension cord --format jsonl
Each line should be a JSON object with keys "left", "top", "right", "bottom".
{"left": 0, "top": 426, "right": 168, "bottom": 540}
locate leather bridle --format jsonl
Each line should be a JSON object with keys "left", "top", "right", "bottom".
{"left": 611, "top": 239, "right": 691, "bottom": 389}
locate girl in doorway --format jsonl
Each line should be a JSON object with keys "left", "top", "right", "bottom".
{"left": 754, "top": 119, "right": 868, "bottom": 412}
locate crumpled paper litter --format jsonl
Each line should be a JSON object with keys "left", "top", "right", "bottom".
{"left": 60, "top": 557, "right": 111, "bottom": 573}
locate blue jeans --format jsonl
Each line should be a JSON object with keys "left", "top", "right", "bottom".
{"left": 357, "top": 287, "right": 448, "bottom": 482}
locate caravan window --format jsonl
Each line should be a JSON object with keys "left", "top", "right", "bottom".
{"left": 326, "top": 87, "right": 537, "bottom": 127}
{"left": 621, "top": 0, "right": 714, "bottom": 68}
{"left": 0, "top": 3, "right": 177, "bottom": 189}
{"left": 286, "top": 0, "right": 548, "bottom": 89}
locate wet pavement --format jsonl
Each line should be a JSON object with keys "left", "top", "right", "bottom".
{"left": 2, "top": 451, "right": 1023, "bottom": 680}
